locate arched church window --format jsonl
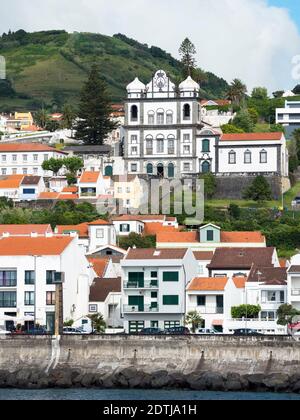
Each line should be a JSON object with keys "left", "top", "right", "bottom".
{"left": 131, "top": 105, "right": 138, "bottom": 121}
{"left": 183, "top": 104, "right": 191, "bottom": 120}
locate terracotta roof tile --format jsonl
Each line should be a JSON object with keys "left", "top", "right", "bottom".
{"left": 221, "top": 231, "right": 265, "bottom": 243}
{"left": 38, "top": 192, "right": 59, "bottom": 199}
{"left": 157, "top": 231, "right": 198, "bottom": 243}
{"left": 0, "top": 224, "right": 52, "bottom": 236}
{"left": 88, "top": 219, "right": 112, "bottom": 226}
{"left": 207, "top": 248, "right": 275, "bottom": 269}
{"left": 79, "top": 171, "right": 100, "bottom": 183}
{"left": 87, "top": 257, "right": 109, "bottom": 278}
{"left": 221, "top": 132, "right": 283, "bottom": 142}
{"left": 89, "top": 277, "right": 121, "bottom": 302}
{"left": 56, "top": 222, "right": 89, "bottom": 237}
{"left": 143, "top": 223, "right": 178, "bottom": 236}
{"left": 57, "top": 193, "right": 79, "bottom": 200}
{"left": 0, "top": 175, "right": 24, "bottom": 189}
{"left": 0, "top": 236, "right": 73, "bottom": 255}
{"left": 232, "top": 276, "right": 247, "bottom": 289}
{"left": 0, "top": 143, "right": 66, "bottom": 153}
{"left": 193, "top": 251, "right": 214, "bottom": 261}
{"left": 62, "top": 186, "right": 78, "bottom": 193}
{"left": 187, "top": 277, "right": 228, "bottom": 291}
{"left": 125, "top": 248, "right": 187, "bottom": 260}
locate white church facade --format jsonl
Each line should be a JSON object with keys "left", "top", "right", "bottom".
{"left": 123, "top": 70, "right": 289, "bottom": 179}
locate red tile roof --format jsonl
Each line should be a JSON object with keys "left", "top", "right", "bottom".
{"left": 125, "top": 248, "right": 188, "bottom": 260}
{"left": 38, "top": 192, "right": 59, "bottom": 199}
{"left": 56, "top": 222, "right": 89, "bottom": 238}
{"left": 221, "top": 132, "right": 283, "bottom": 142}
{"left": 0, "top": 224, "right": 52, "bottom": 236}
{"left": 221, "top": 231, "right": 265, "bottom": 243}
{"left": 79, "top": 171, "right": 100, "bottom": 183}
{"left": 193, "top": 251, "right": 214, "bottom": 261}
{"left": 57, "top": 193, "right": 79, "bottom": 200}
{"left": 88, "top": 219, "right": 112, "bottom": 226}
{"left": 62, "top": 186, "right": 78, "bottom": 193}
{"left": 143, "top": 223, "right": 178, "bottom": 236}
{"left": 0, "top": 175, "right": 24, "bottom": 189}
{"left": 187, "top": 277, "right": 228, "bottom": 291}
{"left": 0, "top": 236, "right": 73, "bottom": 255}
{"left": 87, "top": 257, "right": 109, "bottom": 278}
{"left": 157, "top": 231, "right": 198, "bottom": 243}
{"left": 232, "top": 276, "right": 247, "bottom": 289}
{"left": 0, "top": 143, "right": 66, "bottom": 153}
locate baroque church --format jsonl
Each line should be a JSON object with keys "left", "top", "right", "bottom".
{"left": 123, "top": 70, "right": 289, "bottom": 181}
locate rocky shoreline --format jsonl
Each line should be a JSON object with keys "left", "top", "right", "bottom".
{"left": 1, "top": 367, "right": 300, "bottom": 394}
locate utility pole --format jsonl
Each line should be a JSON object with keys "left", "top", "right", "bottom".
{"left": 55, "top": 283, "right": 63, "bottom": 336}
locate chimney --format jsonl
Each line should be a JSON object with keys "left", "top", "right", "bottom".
{"left": 31, "top": 232, "right": 38, "bottom": 238}
{"left": 3, "top": 232, "right": 10, "bottom": 238}
{"left": 45, "top": 232, "right": 53, "bottom": 238}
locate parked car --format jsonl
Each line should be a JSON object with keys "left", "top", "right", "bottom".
{"left": 63, "top": 327, "right": 85, "bottom": 335}
{"left": 0, "top": 329, "right": 11, "bottom": 335}
{"left": 233, "top": 328, "right": 263, "bottom": 336}
{"left": 139, "top": 328, "right": 165, "bottom": 335}
{"left": 24, "top": 327, "right": 48, "bottom": 335}
{"left": 164, "top": 326, "right": 190, "bottom": 335}
{"left": 197, "top": 328, "right": 221, "bottom": 335}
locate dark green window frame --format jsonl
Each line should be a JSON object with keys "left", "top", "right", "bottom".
{"left": 163, "top": 295, "right": 179, "bottom": 305}
{"left": 163, "top": 272, "right": 179, "bottom": 282}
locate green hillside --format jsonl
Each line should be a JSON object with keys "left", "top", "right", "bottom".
{"left": 0, "top": 30, "right": 229, "bottom": 111}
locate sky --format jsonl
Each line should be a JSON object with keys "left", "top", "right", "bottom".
{"left": 1, "top": 0, "right": 300, "bottom": 93}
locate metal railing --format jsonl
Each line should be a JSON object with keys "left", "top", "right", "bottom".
{"left": 123, "top": 280, "right": 158, "bottom": 289}
{"left": 123, "top": 304, "right": 159, "bottom": 313}
{"left": 197, "top": 306, "right": 224, "bottom": 314}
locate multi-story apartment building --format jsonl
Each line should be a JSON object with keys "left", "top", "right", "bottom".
{"left": 0, "top": 234, "right": 93, "bottom": 333}
{"left": 276, "top": 100, "right": 300, "bottom": 138}
{"left": 0, "top": 143, "right": 67, "bottom": 177}
{"left": 121, "top": 248, "right": 198, "bottom": 333}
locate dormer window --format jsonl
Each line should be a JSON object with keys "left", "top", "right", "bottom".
{"left": 207, "top": 230, "right": 214, "bottom": 241}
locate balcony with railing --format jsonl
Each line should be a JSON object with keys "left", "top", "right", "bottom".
{"left": 123, "top": 304, "right": 159, "bottom": 313}
{"left": 123, "top": 279, "right": 159, "bottom": 289}
{"left": 197, "top": 306, "right": 224, "bottom": 314}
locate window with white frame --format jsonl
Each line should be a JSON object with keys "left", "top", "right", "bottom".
{"left": 261, "top": 290, "right": 285, "bottom": 303}
{"left": 33, "top": 154, "right": 38, "bottom": 162}
{"left": 131, "top": 135, "right": 138, "bottom": 144}
{"left": 22, "top": 154, "right": 28, "bottom": 162}
{"left": 89, "top": 304, "right": 98, "bottom": 313}
{"left": 131, "top": 147, "right": 138, "bottom": 155}
{"left": 1, "top": 155, "right": 6, "bottom": 162}
{"left": 117, "top": 187, "right": 122, "bottom": 193}
{"left": 183, "top": 162, "right": 191, "bottom": 172}
{"left": 166, "top": 111, "right": 173, "bottom": 124}
{"left": 44, "top": 154, "right": 49, "bottom": 161}
{"left": 126, "top": 187, "right": 131, "bottom": 193}
{"left": 148, "top": 112, "right": 155, "bottom": 125}
{"left": 96, "top": 228, "right": 104, "bottom": 238}
{"left": 183, "top": 145, "right": 191, "bottom": 154}
{"left": 131, "top": 164, "right": 137, "bottom": 172}
{"left": 12, "top": 155, "right": 17, "bottom": 162}
{"left": 33, "top": 168, "right": 38, "bottom": 174}
{"left": 183, "top": 134, "right": 191, "bottom": 142}
{"left": 228, "top": 150, "right": 236, "bottom": 164}
{"left": 22, "top": 168, "right": 28, "bottom": 174}
{"left": 12, "top": 168, "right": 17, "bottom": 174}
{"left": 1, "top": 168, "right": 6, "bottom": 175}
{"left": 157, "top": 111, "right": 164, "bottom": 125}
{"left": 260, "top": 149, "right": 267, "bottom": 163}
{"left": 157, "top": 137, "right": 164, "bottom": 153}
{"left": 244, "top": 150, "right": 252, "bottom": 164}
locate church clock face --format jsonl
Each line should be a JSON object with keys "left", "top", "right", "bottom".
{"left": 155, "top": 71, "right": 167, "bottom": 89}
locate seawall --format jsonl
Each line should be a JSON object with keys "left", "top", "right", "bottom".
{"left": 1, "top": 335, "right": 300, "bottom": 392}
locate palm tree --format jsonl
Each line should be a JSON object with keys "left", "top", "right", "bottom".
{"left": 226, "top": 79, "right": 247, "bottom": 106}
{"left": 186, "top": 311, "right": 203, "bottom": 333}
{"left": 88, "top": 313, "right": 106, "bottom": 333}
{"left": 34, "top": 108, "right": 49, "bottom": 129}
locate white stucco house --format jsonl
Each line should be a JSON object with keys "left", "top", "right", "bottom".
{"left": 121, "top": 247, "right": 198, "bottom": 333}
{"left": 0, "top": 234, "right": 94, "bottom": 333}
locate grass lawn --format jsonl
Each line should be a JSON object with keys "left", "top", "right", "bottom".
{"left": 283, "top": 181, "right": 300, "bottom": 209}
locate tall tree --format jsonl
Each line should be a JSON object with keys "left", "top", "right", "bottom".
{"left": 179, "top": 38, "right": 197, "bottom": 77}
{"left": 226, "top": 79, "right": 247, "bottom": 106}
{"left": 75, "top": 65, "right": 117, "bottom": 145}
{"left": 34, "top": 108, "right": 49, "bottom": 129}
{"left": 62, "top": 103, "right": 76, "bottom": 130}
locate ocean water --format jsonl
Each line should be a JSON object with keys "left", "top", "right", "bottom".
{"left": 0, "top": 389, "right": 300, "bottom": 400}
